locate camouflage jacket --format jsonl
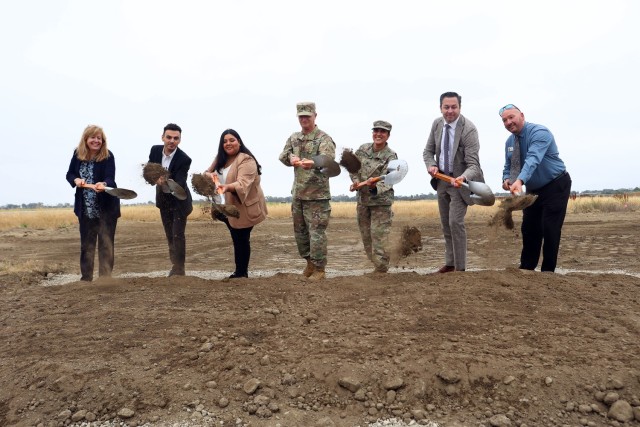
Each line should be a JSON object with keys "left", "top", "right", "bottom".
{"left": 279, "top": 126, "right": 336, "bottom": 200}
{"left": 349, "top": 143, "right": 398, "bottom": 206}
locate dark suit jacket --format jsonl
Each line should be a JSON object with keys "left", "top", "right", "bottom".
{"left": 423, "top": 114, "right": 484, "bottom": 205}
{"left": 148, "top": 145, "right": 193, "bottom": 217}
{"left": 66, "top": 150, "right": 121, "bottom": 219}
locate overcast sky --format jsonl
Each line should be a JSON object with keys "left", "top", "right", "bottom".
{"left": 2, "top": 0, "right": 638, "bottom": 206}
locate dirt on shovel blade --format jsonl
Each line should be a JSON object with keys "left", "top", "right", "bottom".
{"left": 203, "top": 202, "right": 241, "bottom": 219}
{"left": 142, "top": 162, "right": 168, "bottom": 185}
{"left": 339, "top": 148, "right": 361, "bottom": 173}
{"left": 489, "top": 194, "right": 538, "bottom": 229}
{"left": 191, "top": 173, "right": 217, "bottom": 197}
{"left": 216, "top": 204, "right": 240, "bottom": 218}
{"left": 191, "top": 174, "right": 240, "bottom": 218}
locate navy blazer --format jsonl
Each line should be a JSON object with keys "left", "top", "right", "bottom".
{"left": 148, "top": 145, "right": 193, "bottom": 217}
{"left": 66, "top": 150, "right": 121, "bottom": 219}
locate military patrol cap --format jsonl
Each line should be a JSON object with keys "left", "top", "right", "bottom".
{"left": 296, "top": 102, "right": 316, "bottom": 116}
{"left": 372, "top": 120, "right": 392, "bottom": 132}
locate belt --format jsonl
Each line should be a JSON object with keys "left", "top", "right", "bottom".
{"left": 551, "top": 170, "right": 568, "bottom": 183}
{"left": 530, "top": 170, "right": 568, "bottom": 192}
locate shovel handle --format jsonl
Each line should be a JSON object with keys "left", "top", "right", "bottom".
{"left": 211, "top": 174, "right": 224, "bottom": 195}
{"left": 292, "top": 159, "right": 315, "bottom": 169}
{"left": 354, "top": 176, "right": 382, "bottom": 190}
{"left": 432, "top": 172, "right": 468, "bottom": 189}
{"left": 80, "top": 183, "right": 106, "bottom": 191}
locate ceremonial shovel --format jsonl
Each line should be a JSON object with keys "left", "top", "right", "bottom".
{"left": 293, "top": 155, "right": 341, "bottom": 177}
{"left": 311, "top": 155, "right": 341, "bottom": 177}
{"left": 80, "top": 183, "right": 137, "bottom": 200}
{"left": 207, "top": 174, "right": 240, "bottom": 218}
{"left": 354, "top": 159, "right": 409, "bottom": 189}
{"left": 432, "top": 171, "right": 495, "bottom": 206}
{"left": 164, "top": 179, "right": 187, "bottom": 200}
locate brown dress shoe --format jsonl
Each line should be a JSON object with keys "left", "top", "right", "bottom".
{"left": 436, "top": 265, "right": 455, "bottom": 273}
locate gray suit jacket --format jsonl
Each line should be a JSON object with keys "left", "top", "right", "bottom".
{"left": 423, "top": 114, "right": 484, "bottom": 204}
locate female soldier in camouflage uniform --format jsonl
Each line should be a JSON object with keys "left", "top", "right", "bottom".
{"left": 349, "top": 120, "right": 398, "bottom": 273}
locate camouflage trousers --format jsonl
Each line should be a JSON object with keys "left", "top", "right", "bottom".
{"left": 291, "top": 199, "right": 331, "bottom": 268}
{"left": 357, "top": 203, "right": 392, "bottom": 271}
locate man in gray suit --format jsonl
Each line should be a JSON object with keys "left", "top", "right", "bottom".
{"left": 423, "top": 92, "right": 484, "bottom": 273}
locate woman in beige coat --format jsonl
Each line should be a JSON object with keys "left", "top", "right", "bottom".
{"left": 204, "top": 129, "right": 267, "bottom": 278}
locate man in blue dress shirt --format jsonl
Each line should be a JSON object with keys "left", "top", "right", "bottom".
{"left": 499, "top": 104, "right": 572, "bottom": 273}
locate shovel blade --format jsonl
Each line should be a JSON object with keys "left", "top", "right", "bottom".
{"left": 105, "top": 187, "right": 138, "bottom": 200}
{"left": 379, "top": 159, "right": 408, "bottom": 187}
{"left": 467, "top": 180, "right": 493, "bottom": 197}
{"left": 465, "top": 180, "right": 495, "bottom": 206}
{"left": 470, "top": 193, "right": 495, "bottom": 206}
{"left": 312, "top": 155, "right": 341, "bottom": 177}
{"left": 167, "top": 179, "right": 188, "bottom": 200}
{"left": 380, "top": 170, "right": 404, "bottom": 186}
{"left": 386, "top": 159, "right": 408, "bottom": 179}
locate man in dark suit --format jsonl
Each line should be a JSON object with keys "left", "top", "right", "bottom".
{"left": 423, "top": 92, "right": 484, "bottom": 273}
{"left": 148, "top": 123, "right": 193, "bottom": 276}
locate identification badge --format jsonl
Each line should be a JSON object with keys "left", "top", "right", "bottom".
{"left": 508, "top": 147, "right": 514, "bottom": 152}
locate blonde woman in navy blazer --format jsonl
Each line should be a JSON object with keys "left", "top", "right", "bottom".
{"left": 65, "top": 125, "right": 121, "bottom": 281}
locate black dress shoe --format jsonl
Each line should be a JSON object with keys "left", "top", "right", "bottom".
{"left": 168, "top": 268, "right": 185, "bottom": 277}
{"left": 229, "top": 272, "right": 248, "bottom": 279}
{"left": 436, "top": 265, "right": 455, "bottom": 273}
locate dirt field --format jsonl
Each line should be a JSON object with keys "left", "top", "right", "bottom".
{"left": 1, "top": 211, "right": 640, "bottom": 427}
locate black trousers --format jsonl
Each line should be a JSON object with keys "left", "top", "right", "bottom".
{"left": 222, "top": 217, "right": 253, "bottom": 276}
{"left": 160, "top": 207, "right": 188, "bottom": 273}
{"left": 79, "top": 215, "right": 117, "bottom": 281}
{"left": 521, "top": 172, "right": 571, "bottom": 272}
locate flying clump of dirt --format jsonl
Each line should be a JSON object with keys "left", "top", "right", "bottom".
{"left": 142, "top": 163, "right": 168, "bottom": 185}
{"left": 339, "top": 148, "right": 361, "bottom": 174}
{"left": 191, "top": 173, "right": 217, "bottom": 197}
{"left": 396, "top": 226, "right": 423, "bottom": 257}
{"left": 489, "top": 195, "right": 538, "bottom": 229}
{"left": 190, "top": 174, "right": 240, "bottom": 219}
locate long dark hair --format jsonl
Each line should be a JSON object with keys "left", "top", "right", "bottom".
{"left": 213, "top": 129, "right": 262, "bottom": 175}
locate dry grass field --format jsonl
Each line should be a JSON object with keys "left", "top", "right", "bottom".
{"left": 1, "top": 195, "right": 637, "bottom": 232}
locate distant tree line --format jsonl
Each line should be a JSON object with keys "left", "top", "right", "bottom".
{"left": 265, "top": 193, "right": 439, "bottom": 203}
{"left": 2, "top": 187, "right": 639, "bottom": 209}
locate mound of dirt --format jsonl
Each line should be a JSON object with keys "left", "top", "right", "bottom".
{"left": 1, "top": 215, "right": 639, "bottom": 426}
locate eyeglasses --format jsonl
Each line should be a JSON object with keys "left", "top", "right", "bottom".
{"left": 499, "top": 104, "right": 520, "bottom": 116}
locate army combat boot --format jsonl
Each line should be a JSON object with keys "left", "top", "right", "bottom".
{"left": 309, "top": 267, "right": 325, "bottom": 280}
{"left": 302, "top": 258, "right": 315, "bottom": 277}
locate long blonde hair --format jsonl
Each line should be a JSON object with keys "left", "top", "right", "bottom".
{"left": 75, "top": 125, "right": 110, "bottom": 162}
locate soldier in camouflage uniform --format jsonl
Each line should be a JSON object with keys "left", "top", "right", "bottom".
{"left": 349, "top": 120, "right": 398, "bottom": 273}
{"left": 279, "top": 102, "right": 336, "bottom": 280}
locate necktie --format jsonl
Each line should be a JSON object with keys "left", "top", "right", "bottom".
{"left": 443, "top": 124, "right": 451, "bottom": 175}
{"left": 509, "top": 135, "right": 521, "bottom": 182}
